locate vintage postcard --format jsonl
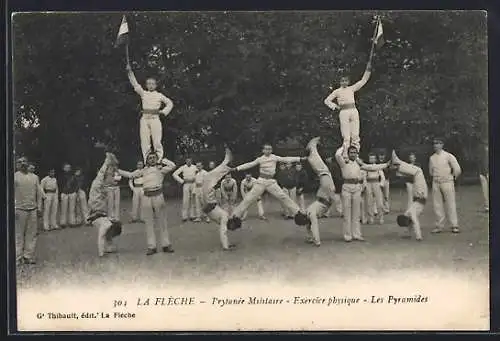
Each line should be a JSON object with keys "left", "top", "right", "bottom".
{"left": 11, "top": 10, "right": 489, "bottom": 331}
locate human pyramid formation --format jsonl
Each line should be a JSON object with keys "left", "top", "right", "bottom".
{"left": 81, "top": 44, "right": 464, "bottom": 258}
{"left": 15, "top": 18, "right": 475, "bottom": 264}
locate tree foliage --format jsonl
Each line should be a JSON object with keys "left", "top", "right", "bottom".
{"left": 12, "top": 11, "right": 487, "bottom": 175}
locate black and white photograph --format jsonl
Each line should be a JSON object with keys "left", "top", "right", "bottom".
{"left": 11, "top": 10, "right": 489, "bottom": 331}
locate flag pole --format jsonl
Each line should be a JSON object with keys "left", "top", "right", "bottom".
{"left": 125, "top": 42, "right": 130, "bottom": 66}
{"left": 368, "top": 16, "right": 380, "bottom": 62}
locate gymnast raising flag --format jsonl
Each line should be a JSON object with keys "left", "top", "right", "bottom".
{"left": 324, "top": 16, "right": 384, "bottom": 157}
{"left": 115, "top": 15, "right": 175, "bottom": 162}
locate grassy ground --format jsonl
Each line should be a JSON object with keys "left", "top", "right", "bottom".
{"left": 16, "top": 185, "right": 489, "bottom": 290}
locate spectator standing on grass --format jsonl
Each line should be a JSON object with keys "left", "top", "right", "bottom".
{"left": 479, "top": 144, "right": 489, "bottom": 213}
{"left": 104, "top": 161, "right": 122, "bottom": 222}
{"left": 172, "top": 157, "right": 198, "bottom": 222}
{"left": 428, "top": 137, "right": 462, "bottom": 234}
{"left": 59, "top": 163, "right": 78, "bottom": 228}
{"left": 129, "top": 160, "right": 145, "bottom": 223}
{"left": 40, "top": 168, "right": 59, "bottom": 231}
{"left": 15, "top": 157, "right": 43, "bottom": 265}
{"left": 74, "top": 167, "right": 89, "bottom": 225}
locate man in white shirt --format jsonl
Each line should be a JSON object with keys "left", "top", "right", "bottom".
{"left": 324, "top": 56, "right": 372, "bottom": 156}
{"left": 303, "top": 137, "right": 338, "bottom": 246}
{"left": 193, "top": 161, "right": 210, "bottom": 223}
{"left": 126, "top": 63, "right": 174, "bottom": 162}
{"left": 118, "top": 152, "right": 177, "bottom": 255}
{"left": 377, "top": 150, "right": 391, "bottom": 214}
{"left": 128, "top": 160, "right": 145, "bottom": 223}
{"left": 220, "top": 173, "right": 238, "bottom": 217}
{"left": 15, "top": 157, "right": 43, "bottom": 264}
{"left": 392, "top": 151, "right": 428, "bottom": 241}
{"left": 428, "top": 137, "right": 462, "bottom": 233}
{"left": 87, "top": 152, "right": 123, "bottom": 257}
{"left": 201, "top": 148, "right": 240, "bottom": 251}
{"left": 335, "top": 146, "right": 390, "bottom": 242}
{"left": 228, "top": 144, "right": 310, "bottom": 227}
{"left": 208, "top": 160, "right": 221, "bottom": 204}
{"left": 479, "top": 144, "right": 489, "bottom": 213}
{"left": 172, "top": 158, "right": 198, "bottom": 222}
{"left": 365, "top": 152, "right": 386, "bottom": 225}
{"left": 240, "top": 173, "right": 266, "bottom": 221}
{"left": 40, "top": 168, "right": 59, "bottom": 231}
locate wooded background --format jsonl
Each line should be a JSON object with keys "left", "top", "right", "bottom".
{"left": 12, "top": 11, "right": 488, "bottom": 187}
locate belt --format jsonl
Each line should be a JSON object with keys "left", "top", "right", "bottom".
{"left": 133, "top": 184, "right": 143, "bottom": 188}
{"left": 413, "top": 197, "right": 427, "bottom": 205}
{"left": 143, "top": 188, "right": 163, "bottom": 197}
{"left": 202, "top": 202, "right": 217, "bottom": 214}
{"left": 44, "top": 189, "right": 57, "bottom": 193}
{"left": 339, "top": 103, "right": 356, "bottom": 110}
{"left": 432, "top": 177, "right": 454, "bottom": 184}
{"left": 317, "top": 197, "right": 332, "bottom": 207}
{"left": 87, "top": 211, "right": 107, "bottom": 224}
{"left": 343, "top": 179, "right": 362, "bottom": 184}
{"left": 259, "top": 174, "right": 274, "bottom": 180}
{"left": 141, "top": 109, "right": 160, "bottom": 115}
{"left": 367, "top": 178, "right": 380, "bottom": 183}
{"left": 183, "top": 179, "right": 195, "bottom": 184}
{"left": 196, "top": 183, "right": 203, "bottom": 188}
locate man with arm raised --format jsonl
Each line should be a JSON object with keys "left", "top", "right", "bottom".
{"left": 227, "top": 143, "right": 310, "bottom": 228}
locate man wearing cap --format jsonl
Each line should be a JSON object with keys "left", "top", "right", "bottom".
{"left": 40, "top": 168, "right": 59, "bottom": 231}
{"left": 392, "top": 151, "right": 428, "bottom": 241}
{"left": 15, "top": 157, "right": 43, "bottom": 264}
{"left": 118, "top": 151, "right": 177, "bottom": 255}
{"left": 87, "top": 152, "right": 123, "bottom": 257}
{"left": 428, "top": 137, "right": 462, "bottom": 233}
{"left": 172, "top": 157, "right": 198, "bottom": 222}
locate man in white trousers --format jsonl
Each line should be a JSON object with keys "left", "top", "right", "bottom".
{"left": 479, "top": 144, "right": 489, "bottom": 213}
{"left": 324, "top": 56, "right": 373, "bottom": 156}
{"left": 40, "top": 168, "right": 59, "bottom": 231}
{"left": 128, "top": 160, "right": 144, "bottom": 223}
{"left": 74, "top": 168, "right": 89, "bottom": 225}
{"left": 104, "top": 163, "right": 122, "bottom": 222}
{"left": 15, "top": 157, "right": 43, "bottom": 265}
{"left": 87, "top": 152, "right": 123, "bottom": 257}
{"left": 59, "top": 163, "right": 77, "bottom": 228}
{"left": 201, "top": 147, "right": 242, "bottom": 251}
{"left": 119, "top": 151, "right": 177, "bottom": 255}
{"left": 126, "top": 63, "right": 174, "bottom": 162}
{"left": 364, "top": 152, "right": 386, "bottom": 225}
{"left": 392, "top": 151, "right": 428, "bottom": 241}
{"left": 241, "top": 173, "right": 266, "bottom": 221}
{"left": 303, "top": 137, "right": 337, "bottom": 246}
{"left": 220, "top": 173, "right": 238, "bottom": 216}
{"left": 378, "top": 150, "right": 391, "bottom": 214}
{"left": 193, "top": 161, "right": 210, "bottom": 223}
{"left": 404, "top": 152, "right": 420, "bottom": 211}
{"left": 227, "top": 143, "right": 310, "bottom": 228}
{"left": 428, "top": 137, "right": 462, "bottom": 233}
{"left": 335, "top": 145, "right": 391, "bottom": 242}
{"left": 172, "top": 157, "right": 198, "bottom": 222}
